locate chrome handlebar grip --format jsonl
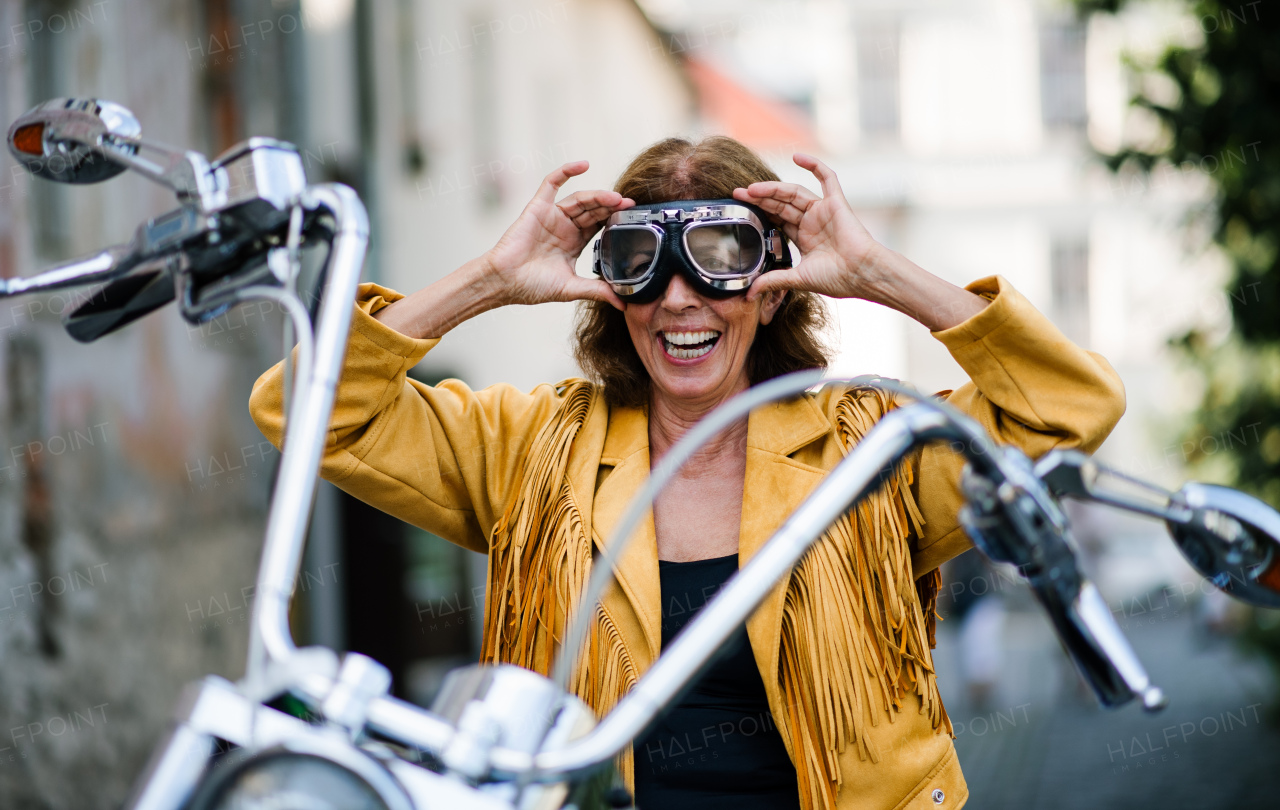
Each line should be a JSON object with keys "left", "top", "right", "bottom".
{"left": 1074, "top": 582, "right": 1168, "bottom": 710}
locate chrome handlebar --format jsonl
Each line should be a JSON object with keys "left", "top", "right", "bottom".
{"left": 0, "top": 244, "right": 137, "bottom": 297}
{"left": 245, "top": 183, "right": 368, "bottom": 683}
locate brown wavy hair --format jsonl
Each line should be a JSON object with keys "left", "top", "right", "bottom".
{"left": 573, "top": 135, "right": 832, "bottom": 407}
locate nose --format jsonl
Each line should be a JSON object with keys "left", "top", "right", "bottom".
{"left": 659, "top": 272, "right": 703, "bottom": 312}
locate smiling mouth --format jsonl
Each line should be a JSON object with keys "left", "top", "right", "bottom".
{"left": 661, "top": 329, "right": 721, "bottom": 360}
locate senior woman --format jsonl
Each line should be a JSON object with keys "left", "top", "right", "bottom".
{"left": 249, "top": 136, "right": 1125, "bottom": 810}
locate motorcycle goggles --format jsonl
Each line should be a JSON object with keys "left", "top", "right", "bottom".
{"left": 592, "top": 199, "right": 792, "bottom": 303}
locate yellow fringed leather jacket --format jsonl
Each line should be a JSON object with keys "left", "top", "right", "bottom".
{"left": 248, "top": 275, "right": 1126, "bottom": 810}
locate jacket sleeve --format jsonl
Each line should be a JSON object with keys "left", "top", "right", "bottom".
{"left": 248, "top": 283, "right": 575, "bottom": 554}
{"left": 911, "top": 275, "right": 1126, "bottom": 575}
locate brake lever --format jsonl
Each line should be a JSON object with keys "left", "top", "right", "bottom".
{"left": 959, "top": 447, "right": 1167, "bottom": 712}
{"left": 0, "top": 207, "right": 190, "bottom": 339}
{"left": 63, "top": 259, "right": 180, "bottom": 343}
{"left": 52, "top": 205, "right": 222, "bottom": 343}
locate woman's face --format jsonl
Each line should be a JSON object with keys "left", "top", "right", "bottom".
{"left": 623, "top": 273, "right": 786, "bottom": 408}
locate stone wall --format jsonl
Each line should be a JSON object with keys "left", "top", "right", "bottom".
{"left": 0, "top": 1, "right": 304, "bottom": 806}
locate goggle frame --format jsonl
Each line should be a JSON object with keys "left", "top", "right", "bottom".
{"left": 592, "top": 200, "right": 791, "bottom": 302}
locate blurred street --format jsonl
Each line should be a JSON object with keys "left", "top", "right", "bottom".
{"left": 935, "top": 596, "right": 1280, "bottom": 808}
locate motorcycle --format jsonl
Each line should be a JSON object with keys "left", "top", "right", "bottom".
{"left": 6, "top": 98, "right": 1280, "bottom": 810}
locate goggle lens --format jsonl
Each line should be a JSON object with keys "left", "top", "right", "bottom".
{"left": 600, "top": 227, "right": 660, "bottom": 283}
{"left": 684, "top": 223, "right": 765, "bottom": 279}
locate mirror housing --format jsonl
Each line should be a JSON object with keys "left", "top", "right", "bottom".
{"left": 1168, "top": 482, "right": 1280, "bottom": 609}
{"left": 6, "top": 98, "right": 140, "bottom": 184}
{"left": 9, "top": 97, "right": 222, "bottom": 206}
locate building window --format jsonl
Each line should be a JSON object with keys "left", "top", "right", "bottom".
{"left": 1050, "top": 236, "right": 1090, "bottom": 346}
{"left": 1039, "top": 20, "right": 1087, "bottom": 131}
{"left": 856, "top": 23, "right": 900, "bottom": 139}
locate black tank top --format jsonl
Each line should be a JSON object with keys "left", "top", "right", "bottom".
{"left": 632, "top": 554, "right": 801, "bottom": 810}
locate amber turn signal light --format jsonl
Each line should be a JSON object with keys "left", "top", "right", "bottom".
{"left": 1256, "top": 552, "right": 1280, "bottom": 595}
{"left": 11, "top": 123, "right": 45, "bottom": 156}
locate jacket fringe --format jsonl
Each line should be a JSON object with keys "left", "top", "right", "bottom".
{"left": 777, "top": 387, "right": 951, "bottom": 810}
{"left": 481, "top": 381, "right": 639, "bottom": 785}
{"left": 480, "top": 382, "right": 948, "bottom": 808}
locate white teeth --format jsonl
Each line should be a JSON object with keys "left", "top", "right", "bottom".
{"left": 661, "top": 330, "right": 720, "bottom": 360}
{"left": 663, "top": 330, "right": 720, "bottom": 345}
{"left": 666, "top": 343, "right": 714, "bottom": 359}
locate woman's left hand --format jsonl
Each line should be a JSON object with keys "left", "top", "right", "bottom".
{"left": 733, "top": 153, "right": 885, "bottom": 303}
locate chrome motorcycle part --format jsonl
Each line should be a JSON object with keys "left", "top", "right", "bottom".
{"left": 1037, "top": 450, "right": 1280, "bottom": 608}
{"left": 7, "top": 97, "right": 139, "bottom": 183}
{"left": 1168, "top": 482, "right": 1280, "bottom": 608}
{"left": 430, "top": 665, "right": 597, "bottom": 799}
{"left": 960, "top": 447, "right": 1166, "bottom": 712}
{"left": 211, "top": 137, "right": 308, "bottom": 218}
{"left": 531, "top": 402, "right": 967, "bottom": 778}
{"left": 322, "top": 653, "right": 394, "bottom": 734}
{"left": 7, "top": 97, "right": 220, "bottom": 203}
{"left": 245, "top": 183, "right": 369, "bottom": 682}
{"left": 184, "top": 737, "right": 413, "bottom": 810}
{"left": 0, "top": 244, "right": 135, "bottom": 298}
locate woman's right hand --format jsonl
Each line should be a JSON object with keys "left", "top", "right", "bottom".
{"left": 374, "top": 161, "right": 632, "bottom": 339}
{"left": 480, "top": 160, "right": 633, "bottom": 310}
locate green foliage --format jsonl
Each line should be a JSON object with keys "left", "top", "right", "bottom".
{"left": 1082, "top": 0, "right": 1280, "bottom": 490}
{"left": 1078, "top": 0, "right": 1280, "bottom": 700}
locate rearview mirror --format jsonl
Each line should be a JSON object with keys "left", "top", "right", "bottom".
{"left": 7, "top": 97, "right": 140, "bottom": 184}
{"left": 1167, "top": 482, "right": 1280, "bottom": 609}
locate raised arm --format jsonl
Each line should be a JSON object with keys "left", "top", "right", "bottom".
{"left": 374, "top": 160, "right": 629, "bottom": 338}
{"left": 912, "top": 276, "right": 1125, "bottom": 573}
{"left": 737, "top": 154, "right": 1125, "bottom": 574}
{"left": 249, "top": 162, "right": 633, "bottom": 551}
{"left": 733, "top": 152, "right": 990, "bottom": 331}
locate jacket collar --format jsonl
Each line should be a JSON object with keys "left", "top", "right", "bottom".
{"left": 598, "top": 389, "right": 831, "bottom": 462}
{"left": 589, "top": 391, "right": 832, "bottom": 666}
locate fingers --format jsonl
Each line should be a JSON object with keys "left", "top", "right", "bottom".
{"left": 793, "top": 152, "right": 846, "bottom": 201}
{"left": 732, "top": 184, "right": 818, "bottom": 228}
{"left": 733, "top": 155, "right": 847, "bottom": 213}
{"left": 534, "top": 160, "right": 590, "bottom": 203}
{"left": 735, "top": 181, "right": 818, "bottom": 209}
{"left": 745, "top": 268, "right": 801, "bottom": 302}
{"left": 563, "top": 275, "right": 626, "bottom": 311}
{"left": 558, "top": 189, "right": 634, "bottom": 230}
